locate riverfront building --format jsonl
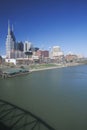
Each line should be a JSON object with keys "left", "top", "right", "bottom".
{"left": 6, "top": 22, "right": 16, "bottom": 59}
{"left": 17, "top": 41, "right": 24, "bottom": 52}
{"left": 49, "top": 46, "right": 64, "bottom": 63}
{"left": 33, "top": 50, "right": 49, "bottom": 63}
{"left": 34, "top": 50, "right": 49, "bottom": 58}
{"left": 5, "top": 22, "right": 27, "bottom": 59}
{"left": 52, "top": 46, "right": 64, "bottom": 57}
{"left": 24, "top": 41, "right": 33, "bottom": 52}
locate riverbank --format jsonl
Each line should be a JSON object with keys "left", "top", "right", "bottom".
{"left": 0, "top": 67, "right": 30, "bottom": 79}
{"left": 29, "top": 62, "right": 83, "bottom": 72}
{"left": 0, "top": 62, "right": 84, "bottom": 77}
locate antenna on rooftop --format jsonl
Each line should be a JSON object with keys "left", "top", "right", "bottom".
{"left": 8, "top": 20, "right": 10, "bottom": 27}
{"left": 8, "top": 20, "right": 10, "bottom": 34}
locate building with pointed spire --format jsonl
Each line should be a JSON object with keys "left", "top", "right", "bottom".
{"left": 6, "top": 21, "right": 16, "bottom": 58}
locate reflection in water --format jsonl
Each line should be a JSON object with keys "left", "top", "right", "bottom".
{"left": 0, "top": 65, "right": 87, "bottom": 130}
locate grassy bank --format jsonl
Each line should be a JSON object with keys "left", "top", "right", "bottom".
{"left": 0, "top": 62, "right": 83, "bottom": 73}
{"left": 29, "top": 62, "right": 83, "bottom": 72}
{"left": 29, "top": 63, "right": 58, "bottom": 69}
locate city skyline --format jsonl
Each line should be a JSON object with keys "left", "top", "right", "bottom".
{"left": 0, "top": 0, "right": 87, "bottom": 56}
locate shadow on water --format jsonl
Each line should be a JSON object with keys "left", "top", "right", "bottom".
{"left": 0, "top": 65, "right": 87, "bottom": 129}
{"left": 0, "top": 99, "right": 55, "bottom": 130}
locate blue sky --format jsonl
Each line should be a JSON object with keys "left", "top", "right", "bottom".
{"left": 0, "top": 0, "right": 87, "bottom": 56}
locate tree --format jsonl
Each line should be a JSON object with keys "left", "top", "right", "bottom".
{"left": 34, "top": 47, "right": 39, "bottom": 52}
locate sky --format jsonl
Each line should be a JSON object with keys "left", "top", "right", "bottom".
{"left": 0, "top": 0, "right": 87, "bottom": 56}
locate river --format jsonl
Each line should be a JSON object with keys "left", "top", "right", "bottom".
{"left": 0, "top": 65, "right": 87, "bottom": 130}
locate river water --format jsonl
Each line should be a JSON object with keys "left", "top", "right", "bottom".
{"left": 0, "top": 65, "right": 87, "bottom": 130}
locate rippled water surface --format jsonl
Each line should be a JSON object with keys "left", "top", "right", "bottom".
{"left": 0, "top": 65, "right": 87, "bottom": 130}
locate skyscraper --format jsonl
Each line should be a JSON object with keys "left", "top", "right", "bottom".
{"left": 17, "top": 41, "right": 24, "bottom": 51}
{"left": 6, "top": 21, "right": 16, "bottom": 58}
{"left": 24, "top": 41, "right": 33, "bottom": 52}
{"left": 51, "top": 46, "right": 64, "bottom": 58}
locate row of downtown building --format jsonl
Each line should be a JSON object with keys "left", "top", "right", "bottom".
{"left": 5, "top": 22, "right": 50, "bottom": 65}
{"left": 5, "top": 22, "right": 82, "bottom": 65}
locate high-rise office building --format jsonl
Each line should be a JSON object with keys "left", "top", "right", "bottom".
{"left": 6, "top": 21, "right": 16, "bottom": 58}
{"left": 51, "top": 46, "right": 64, "bottom": 58}
{"left": 17, "top": 41, "right": 24, "bottom": 51}
{"left": 24, "top": 41, "right": 33, "bottom": 52}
